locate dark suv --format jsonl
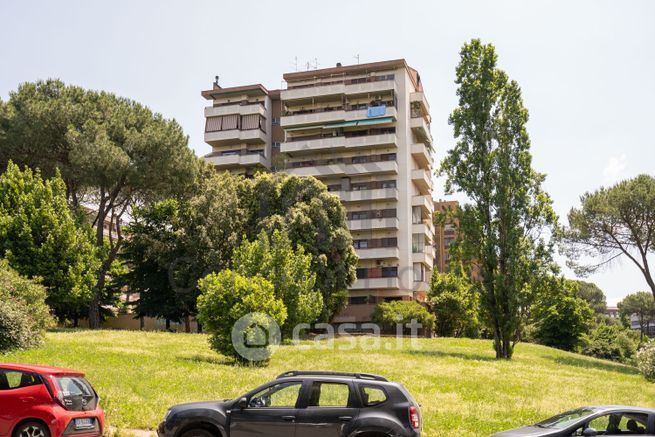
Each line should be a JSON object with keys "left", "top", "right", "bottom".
{"left": 158, "top": 371, "right": 421, "bottom": 437}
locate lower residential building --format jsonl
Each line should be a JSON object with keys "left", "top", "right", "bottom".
{"left": 201, "top": 59, "right": 435, "bottom": 323}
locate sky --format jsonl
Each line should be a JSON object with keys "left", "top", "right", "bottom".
{"left": 1, "top": 0, "right": 654, "bottom": 305}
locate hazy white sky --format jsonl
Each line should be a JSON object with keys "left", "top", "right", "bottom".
{"left": 1, "top": 0, "right": 654, "bottom": 304}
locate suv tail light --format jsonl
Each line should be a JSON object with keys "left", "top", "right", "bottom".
{"left": 409, "top": 405, "right": 420, "bottom": 429}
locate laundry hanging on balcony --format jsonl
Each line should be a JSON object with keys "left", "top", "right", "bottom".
{"left": 367, "top": 105, "right": 387, "bottom": 118}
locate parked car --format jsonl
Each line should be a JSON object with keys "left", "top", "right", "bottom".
{"left": 492, "top": 406, "right": 655, "bottom": 436}
{"left": 158, "top": 371, "right": 421, "bottom": 437}
{"left": 0, "top": 363, "right": 104, "bottom": 437}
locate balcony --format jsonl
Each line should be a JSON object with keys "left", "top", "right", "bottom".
{"left": 413, "top": 222, "right": 434, "bottom": 240}
{"left": 412, "top": 169, "right": 432, "bottom": 195}
{"left": 281, "top": 107, "right": 397, "bottom": 128}
{"left": 350, "top": 277, "right": 400, "bottom": 290}
{"left": 281, "top": 133, "right": 397, "bottom": 155}
{"left": 204, "top": 152, "right": 268, "bottom": 169}
{"left": 347, "top": 217, "right": 399, "bottom": 231}
{"left": 410, "top": 116, "right": 433, "bottom": 146}
{"left": 411, "top": 143, "right": 432, "bottom": 169}
{"left": 204, "top": 103, "right": 266, "bottom": 118}
{"left": 356, "top": 247, "right": 400, "bottom": 260}
{"left": 282, "top": 79, "right": 396, "bottom": 101}
{"left": 338, "top": 188, "right": 398, "bottom": 203}
{"left": 205, "top": 129, "right": 267, "bottom": 147}
{"left": 286, "top": 160, "right": 398, "bottom": 178}
{"left": 412, "top": 250, "right": 433, "bottom": 266}
{"left": 410, "top": 91, "right": 430, "bottom": 115}
{"left": 412, "top": 195, "right": 434, "bottom": 216}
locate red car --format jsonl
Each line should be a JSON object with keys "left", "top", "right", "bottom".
{"left": 0, "top": 363, "right": 104, "bottom": 437}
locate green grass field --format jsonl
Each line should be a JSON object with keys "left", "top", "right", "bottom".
{"left": 2, "top": 330, "right": 654, "bottom": 436}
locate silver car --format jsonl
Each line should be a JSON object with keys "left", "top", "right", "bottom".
{"left": 492, "top": 406, "right": 655, "bottom": 436}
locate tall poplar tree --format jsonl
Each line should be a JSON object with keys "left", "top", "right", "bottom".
{"left": 440, "top": 39, "right": 558, "bottom": 359}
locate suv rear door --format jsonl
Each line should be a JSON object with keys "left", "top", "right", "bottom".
{"left": 295, "top": 380, "right": 358, "bottom": 437}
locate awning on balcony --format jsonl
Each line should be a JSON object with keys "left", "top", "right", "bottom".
{"left": 324, "top": 120, "right": 358, "bottom": 128}
{"left": 355, "top": 117, "right": 393, "bottom": 126}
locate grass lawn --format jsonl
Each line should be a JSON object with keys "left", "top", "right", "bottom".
{"left": 2, "top": 330, "right": 654, "bottom": 436}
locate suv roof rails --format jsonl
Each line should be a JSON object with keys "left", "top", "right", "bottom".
{"left": 276, "top": 371, "right": 388, "bottom": 382}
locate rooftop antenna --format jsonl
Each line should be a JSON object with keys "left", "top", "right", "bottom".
{"left": 312, "top": 58, "right": 319, "bottom": 70}
{"left": 293, "top": 56, "right": 298, "bottom": 72}
{"left": 354, "top": 54, "right": 360, "bottom": 64}
{"left": 214, "top": 75, "right": 220, "bottom": 86}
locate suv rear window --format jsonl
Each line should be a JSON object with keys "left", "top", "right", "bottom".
{"left": 54, "top": 376, "right": 98, "bottom": 411}
{"left": 360, "top": 386, "right": 387, "bottom": 406}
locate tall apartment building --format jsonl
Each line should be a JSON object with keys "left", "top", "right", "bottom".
{"left": 201, "top": 59, "right": 435, "bottom": 323}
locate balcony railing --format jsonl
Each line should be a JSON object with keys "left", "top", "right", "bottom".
{"left": 286, "top": 127, "right": 395, "bottom": 143}
{"left": 287, "top": 74, "right": 395, "bottom": 91}
{"left": 289, "top": 153, "right": 396, "bottom": 169}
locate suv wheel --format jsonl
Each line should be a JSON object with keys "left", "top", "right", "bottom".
{"left": 13, "top": 422, "right": 50, "bottom": 437}
{"left": 180, "top": 428, "right": 216, "bottom": 437}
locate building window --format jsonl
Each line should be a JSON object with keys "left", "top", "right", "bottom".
{"left": 356, "top": 268, "right": 368, "bottom": 279}
{"left": 381, "top": 266, "right": 398, "bottom": 278}
{"left": 381, "top": 180, "right": 396, "bottom": 189}
{"left": 353, "top": 240, "right": 369, "bottom": 249}
{"left": 412, "top": 206, "right": 422, "bottom": 224}
{"left": 412, "top": 234, "right": 425, "bottom": 253}
{"left": 272, "top": 117, "right": 280, "bottom": 125}
{"left": 349, "top": 296, "right": 368, "bottom": 305}
{"left": 413, "top": 263, "right": 425, "bottom": 282}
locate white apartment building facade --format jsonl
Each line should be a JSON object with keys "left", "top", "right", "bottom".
{"left": 201, "top": 59, "right": 435, "bottom": 323}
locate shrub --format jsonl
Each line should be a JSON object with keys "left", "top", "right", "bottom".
{"left": 372, "top": 300, "right": 435, "bottom": 334}
{"left": 530, "top": 279, "right": 593, "bottom": 352}
{"left": 231, "top": 230, "right": 322, "bottom": 338}
{"left": 0, "top": 260, "right": 53, "bottom": 352}
{"left": 582, "top": 324, "right": 640, "bottom": 363}
{"left": 637, "top": 343, "right": 655, "bottom": 382}
{"left": 428, "top": 269, "right": 480, "bottom": 338}
{"left": 196, "top": 269, "right": 287, "bottom": 363}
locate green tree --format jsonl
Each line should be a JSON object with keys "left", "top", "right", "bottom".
{"left": 572, "top": 280, "right": 608, "bottom": 315}
{"left": 440, "top": 39, "right": 559, "bottom": 359}
{"left": 563, "top": 175, "right": 655, "bottom": 299}
{"left": 618, "top": 291, "right": 655, "bottom": 342}
{"left": 372, "top": 300, "right": 435, "bottom": 334}
{"left": 0, "top": 259, "right": 54, "bottom": 352}
{"left": 0, "top": 80, "right": 200, "bottom": 328}
{"left": 428, "top": 267, "right": 480, "bottom": 338}
{"left": 196, "top": 270, "right": 287, "bottom": 363}
{"left": 231, "top": 230, "right": 322, "bottom": 338}
{"left": 0, "top": 162, "right": 98, "bottom": 321}
{"left": 244, "top": 172, "right": 358, "bottom": 321}
{"left": 529, "top": 277, "right": 593, "bottom": 351}
{"left": 121, "top": 170, "right": 249, "bottom": 331}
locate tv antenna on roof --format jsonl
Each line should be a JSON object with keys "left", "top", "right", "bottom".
{"left": 292, "top": 56, "right": 298, "bottom": 72}
{"left": 354, "top": 54, "right": 360, "bottom": 64}
{"left": 214, "top": 75, "right": 220, "bottom": 86}
{"left": 305, "top": 58, "right": 319, "bottom": 71}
